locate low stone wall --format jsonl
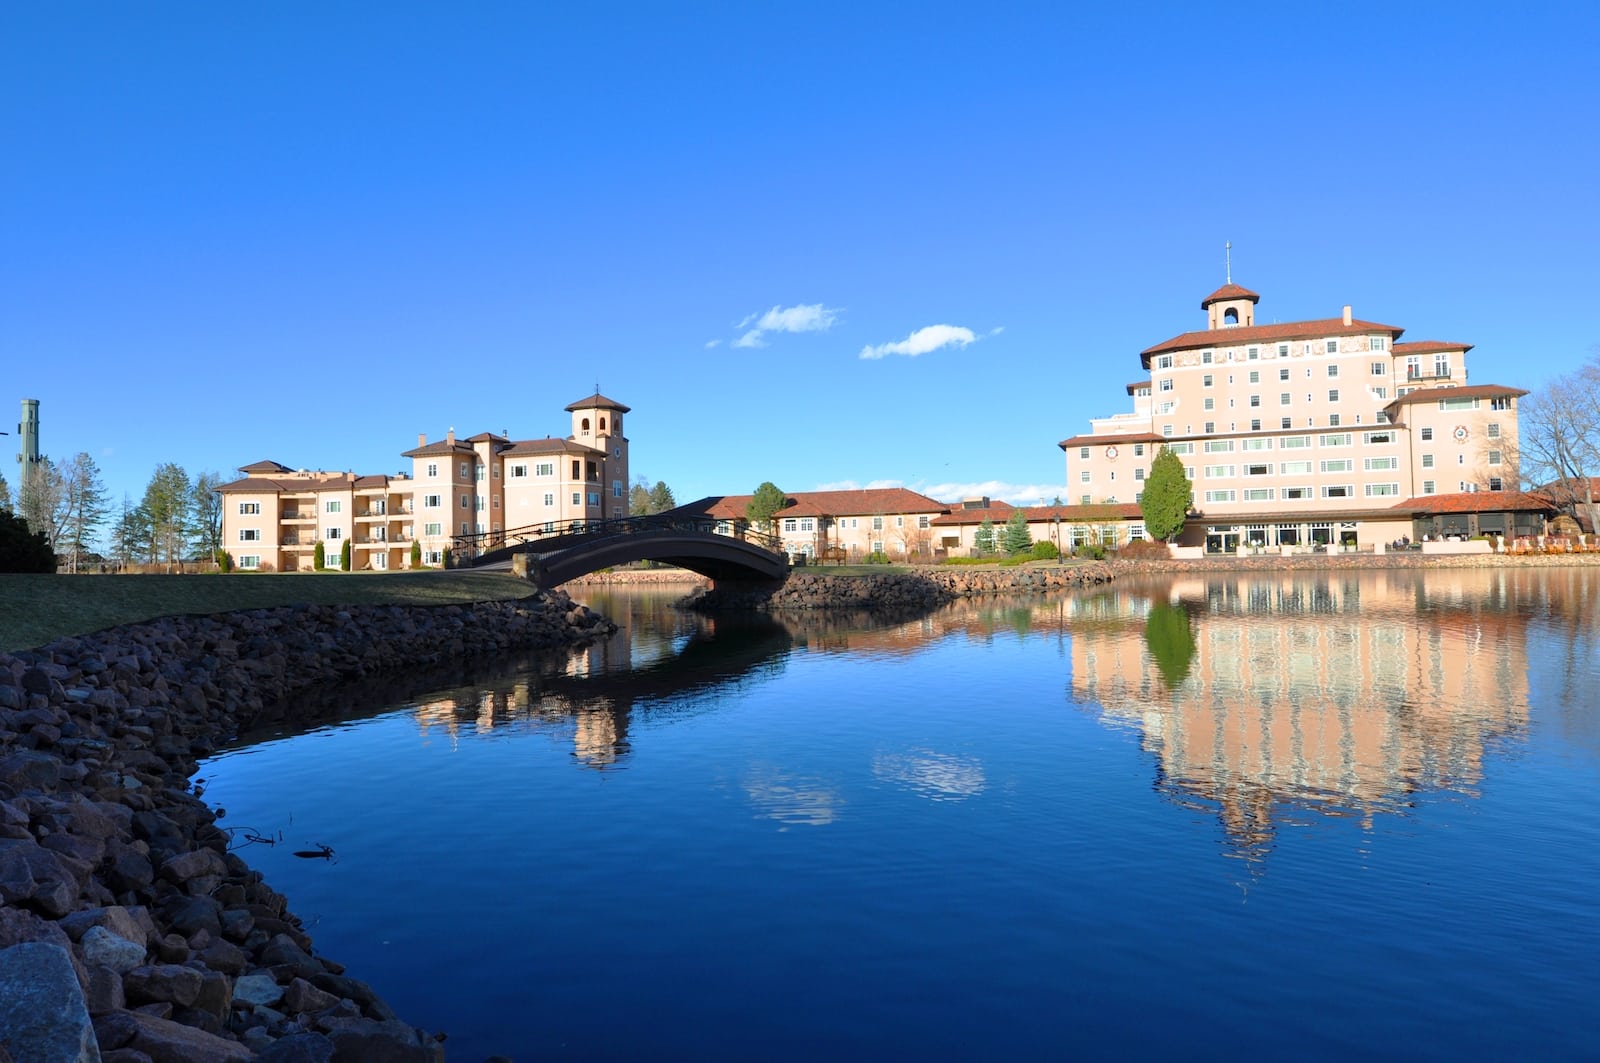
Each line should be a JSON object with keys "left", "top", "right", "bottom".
{"left": 1106, "top": 551, "right": 1600, "bottom": 576}
{"left": 565, "top": 568, "right": 708, "bottom": 586}
{"left": 0, "top": 591, "right": 614, "bottom": 1061}
{"left": 686, "top": 566, "right": 1117, "bottom": 612}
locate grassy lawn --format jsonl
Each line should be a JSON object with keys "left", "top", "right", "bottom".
{"left": 0, "top": 571, "right": 538, "bottom": 653}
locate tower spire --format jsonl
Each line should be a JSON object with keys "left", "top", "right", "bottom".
{"left": 1225, "top": 240, "right": 1232, "bottom": 284}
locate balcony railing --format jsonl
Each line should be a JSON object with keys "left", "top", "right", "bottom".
{"left": 1406, "top": 367, "right": 1452, "bottom": 381}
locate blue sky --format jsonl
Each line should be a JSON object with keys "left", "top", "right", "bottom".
{"left": 4, "top": 2, "right": 1597, "bottom": 518}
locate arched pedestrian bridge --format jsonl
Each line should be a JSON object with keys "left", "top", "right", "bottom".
{"left": 451, "top": 514, "right": 789, "bottom": 589}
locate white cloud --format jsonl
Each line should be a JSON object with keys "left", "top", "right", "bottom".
{"left": 859, "top": 324, "right": 978, "bottom": 361}
{"left": 704, "top": 339, "right": 722, "bottom": 349}
{"left": 756, "top": 303, "right": 839, "bottom": 334}
{"left": 733, "top": 329, "right": 767, "bottom": 349}
{"left": 811, "top": 478, "right": 904, "bottom": 492}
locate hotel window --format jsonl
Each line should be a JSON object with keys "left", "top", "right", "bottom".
{"left": 1328, "top": 390, "right": 1340, "bottom": 403}
{"left": 1134, "top": 444, "right": 1145, "bottom": 456}
{"left": 1168, "top": 443, "right": 1195, "bottom": 455}
{"left": 460, "top": 463, "right": 469, "bottom": 478}
{"left": 1204, "top": 490, "right": 1236, "bottom": 503}
{"left": 1281, "top": 417, "right": 1292, "bottom": 429}
{"left": 613, "top": 481, "right": 623, "bottom": 498}
{"left": 238, "top": 529, "right": 260, "bottom": 542}
{"left": 1364, "top": 457, "right": 1399, "bottom": 471}
{"left": 510, "top": 464, "right": 528, "bottom": 478}
{"left": 1319, "top": 433, "right": 1353, "bottom": 447}
{"left": 423, "top": 494, "right": 440, "bottom": 508}
{"left": 1328, "top": 414, "right": 1341, "bottom": 427}
{"left": 1081, "top": 495, "right": 1092, "bottom": 505}
{"left": 1280, "top": 461, "right": 1313, "bottom": 475}
{"left": 1080, "top": 471, "right": 1091, "bottom": 483}
{"left": 872, "top": 516, "right": 884, "bottom": 531}
{"left": 1203, "top": 374, "right": 1213, "bottom": 388}
{"left": 1160, "top": 378, "right": 1174, "bottom": 392}
{"left": 1370, "top": 337, "right": 1387, "bottom": 351}
{"left": 784, "top": 518, "right": 797, "bottom": 532}
{"left": 571, "top": 460, "right": 581, "bottom": 479}
{"left": 1376, "top": 410, "right": 1391, "bottom": 423}
{"left": 1283, "top": 486, "right": 1313, "bottom": 500}
{"left": 536, "top": 462, "right": 554, "bottom": 476}
{"left": 1488, "top": 450, "right": 1503, "bottom": 465}
{"left": 1157, "top": 355, "right": 1173, "bottom": 369}
{"left": 1202, "top": 351, "right": 1213, "bottom": 364}
{"left": 588, "top": 492, "right": 600, "bottom": 506}
{"left": 1247, "top": 347, "right": 1259, "bottom": 360}
{"left": 1487, "top": 423, "right": 1501, "bottom": 438}
{"left": 1422, "top": 454, "right": 1435, "bottom": 468}
{"left": 1079, "top": 447, "right": 1089, "bottom": 459}
{"left": 1371, "top": 361, "right": 1387, "bottom": 375}
{"left": 1250, "top": 419, "right": 1261, "bottom": 432}
{"left": 1244, "top": 488, "right": 1273, "bottom": 501}
{"left": 1320, "top": 459, "right": 1353, "bottom": 474}
{"left": 1422, "top": 480, "right": 1436, "bottom": 495}
{"left": 325, "top": 500, "right": 341, "bottom": 514}
{"left": 1134, "top": 468, "right": 1145, "bottom": 481}
{"left": 571, "top": 492, "right": 581, "bottom": 505}
{"left": 1372, "top": 387, "right": 1388, "bottom": 399}
{"left": 426, "top": 463, "right": 438, "bottom": 478}
{"left": 1364, "top": 430, "right": 1396, "bottom": 445}
{"left": 1325, "top": 340, "right": 1338, "bottom": 354}
{"left": 1322, "top": 485, "right": 1353, "bottom": 498}
{"left": 238, "top": 502, "right": 260, "bottom": 515}
{"left": 803, "top": 518, "right": 816, "bottom": 531}
{"left": 1364, "top": 483, "right": 1400, "bottom": 497}
{"left": 1249, "top": 395, "right": 1261, "bottom": 407}
{"left": 238, "top": 555, "right": 260, "bottom": 570}
{"left": 1327, "top": 365, "right": 1339, "bottom": 378}
{"left": 543, "top": 493, "right": 554, "bottom": 506}
{"left": 1242, "top": 438, "right": 1271, "bottom": 451}
{"left": 1278, "top": 344, "right": 1289, "bottom": 357}
{"left": 1204, "top": 421, "right": 1215, "bottom": 434}
{"left": 918, "top": 515, "right": 930, "bottom": 529}
{"left": 1248, "top": 370, "right": 1260, "bottom": 384}
{"left": 1158, "top": 401, "right": 1175, "bottom": 414}
{"left": 326, "top": 527, "right": 341, "bottom": 540}
{"left": 1421, "top": 427, "right": 1434, "bottom": 441}
{"left": 1490, "top": 477, "right": 1504, "bottom": 491}
{"left": 475, "top": 497, "right": 486, "bottom": 511}
{"left": 460, "top": 496, "right": 468, "bottom": 509}
{"left": 1203, "top": 439, "right": 1235, "bottom": 453}
{"left": 1163, "top": 425, "right": 1174, "bottom": 436}
{"left": 1204, "top": 398, "right": 1215, "bottom": 411}
{"left": 424, "top": 522, "right": 442, "bottom": 536}
{"left": 492, "top": 497, "right": 500, "bottom": 509}
{"left": 1245, "top": 464, "right": 1270, "bottom": 477}
{"left": 1491, "top": 396, "right": 1512, "bottom": 410}
{"left": 1280, "top": 392, "right": 1291, "bottom": 405}
{"left": 1279, "top": 368, "right": 1290, "bottom": 382}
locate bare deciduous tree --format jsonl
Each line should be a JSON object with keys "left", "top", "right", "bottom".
{"left": 1517, "top": 354, "right": 1600, "bottom": 533}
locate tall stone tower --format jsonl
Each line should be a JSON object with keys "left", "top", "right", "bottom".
{"left": 17, "top": 399, "right": 41, "bottom": 481}
{"left": 565, "top": 393, "right": 631, "bottom": 518}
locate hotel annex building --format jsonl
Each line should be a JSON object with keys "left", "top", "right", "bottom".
{"left": 1062, "top": 283, "right": 1532, "bottom": 552}
{"left": 217, "top": 394, "right": 630, "bottom": 571}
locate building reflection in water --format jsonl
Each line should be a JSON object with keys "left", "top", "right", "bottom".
{"left": 1067, "top": 569, "right": 1551, "bottom": 868}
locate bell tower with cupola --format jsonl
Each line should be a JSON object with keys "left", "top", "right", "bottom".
{"left": 565, "top": 392, "right": 632, "bottom": 518}
{"left": 1202, "top": 282, "right": 1260, "bottom": 330}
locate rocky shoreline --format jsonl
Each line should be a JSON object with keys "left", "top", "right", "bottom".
{"left": 683, "top": 565, "right": 1117, "bottom": 612}
{"left": 0, "top": 591, "right": 613, "bottom": 1063}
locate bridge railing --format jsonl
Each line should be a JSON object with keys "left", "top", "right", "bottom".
{"left": 448, "top": 514, "right": 785, "bottom": 564}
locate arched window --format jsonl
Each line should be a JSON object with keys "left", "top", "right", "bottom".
{"left": 600, "top": 417, "right": 607, "bottom": 432}
{"left": 581, "top": 418, "right": 590, "bottom": 432}
{"left": 1224, "top": 307, "right": 1239, "bottom": 326}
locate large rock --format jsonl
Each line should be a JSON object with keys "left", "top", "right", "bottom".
{"left": 123, "top": 964, "right": 203, "bottom": 1008}
{"left": 0, "top": 942, "right": 99, "bottom": 1063}
{"left": 0, "top": 837, "right": 82, "bottom": 917}
{"left": 120, "top": 1008, "right": 251, "bottom": 1063}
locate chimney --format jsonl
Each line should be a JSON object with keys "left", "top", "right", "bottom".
{"left": 1342, "top": 304, "right": 1353, "bottom": 326}
{"left": 446, "top": 428, "right": 455, "bottom": 445}
{"left": 417, "top": 432, "right": 426, "bottom": 447}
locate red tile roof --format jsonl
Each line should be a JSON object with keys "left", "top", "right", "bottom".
{"left": 216, "top": 473, "right": 360, "bottom": 494}
{"left": 1393, "top": 340, "right": 1473, "bottom": 355}
{"left": 1058, "top": 432, "right": 1165, "bottom": 449}
{"left": 934, "top": 502, "right": 1142, "bottom": 526}
{"left": 401, "top": 439, "right": 476, "bottom": 457}
{"left": 499, "top": 438, "right": 601, "bottom": 456}
{"left": 678, "top": 488, "right": 950, "bottom": 522}
{"left": 238, "top": 460, "right": 293, "bottom": 474}
{"left": 564, "top": 393, "right": 631, "bottom": 413}
{"left": 1140, "top": 317, "right": 1405, "bottom": 366}
{"left": 1383, "top": 383, "right": 1527, "bottom": 414}
{"left": 1391, "top": 491, "right": 1555, "bottom": 515}
{"left": 1201, "top": 283, "right": 1260, "bottom": 308}
{"left": 1125, "top": 381, "right": 1152, "bottom": 394}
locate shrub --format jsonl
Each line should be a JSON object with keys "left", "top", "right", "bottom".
{"left": 1031, "top": 540, "right": 1059, "bottom": 560}
{"left": 442, "top": 547, "right": 453, "bottom": 569}
{"left": 410, "top": 540, "right": 422, "bottom": 568}
{"left": 865, "top": 551, "right": 891, "bottom": 565}
{"left": 214, "top": 549, "right": 234, "bottom": 573}
{"left": 1076, "top": 543, "right": 1107, "bottom": 561}
{"left": 313, "top": 541, "right": 326, "bottom": 569}
{"left": 0, "top": 511, "right": 55, "bottom": 573}
{"left": 339, "top": 540, "right": 352, "bottom": 572}
{"left": 1117, "top": 539, "right": 1171, "bottom": 560}
{"left": 941, "top": 556, "right": 995, "bottom": 566}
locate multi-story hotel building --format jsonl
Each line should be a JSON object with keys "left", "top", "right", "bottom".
{"left": 218, "top": 393, "right": 630, "bottom": 571}
{"left": 1062, "top": 283, "right": 1534, "bottom": 551}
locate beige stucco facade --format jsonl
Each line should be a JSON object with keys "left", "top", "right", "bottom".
{"left": 1061, "top": 284, "right": 1528, "bottom": 551}
{"left": 219, "top": 393, "right": 630, "bottom": 571}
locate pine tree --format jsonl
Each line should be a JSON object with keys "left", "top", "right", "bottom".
{"left": 648, "top": 481, "right": 676, "bottom": 513}
{"left": 746, "top": 482, "right": 787, "bottom": 531}
{"left": 141, "top": 463, "right": 193, "bottom": 564}
{"left": 974, "top": 517, "right": 995, "bottom": 556}
{"left": 1002, "top": 509, "right": 1033, "bottom": 554}
{"left": 1141, "top": 446, "right": 1191, "bottom": 542}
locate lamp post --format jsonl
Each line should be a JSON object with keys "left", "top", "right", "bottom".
{"left": 1053, "top": 515, "right": 1062, "bottom": 566}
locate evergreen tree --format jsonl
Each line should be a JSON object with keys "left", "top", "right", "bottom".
{"left": 110, "top": 495, "right": 152, "bottom": 568}
{"left": 1002, "top": 509, "right": 1033, "bottom": 554}
{"left": 340, "top": 539, "right": 352, "bottom": 571}
{"left": 0, "top": 510, "right": 55, "bottom": 572}
{"left": 190, "top": 471, "right": 224, "bottom": 558}
{"left": 410, "top": 539, "right": 422, "bottom": 568}
{"left": 974, "top": 517, "right": 995, "bottom": 556}
{"left": 746, "top": 482, "right": 787, "bottom": 531}
{"left": 628, "top": 476, "right": 652, "bottom": 516}
{"left": 0, "top": 470, "right": 11, "bottom": 513}
{"left": 314, "top": 541, "right": 326, "bottom": 569}
{"left": 141, "top": 463, "right": 193, "bottom": 564}
{"left": 1141, "top": 446, "right": 1191, "bottom": 542}
{"left": 60, "top": 452, "right": 110, "bottom": 572}
{"left": 648, "top": 480, "right": 676, "bottom": 513}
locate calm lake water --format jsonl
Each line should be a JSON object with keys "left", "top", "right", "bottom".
{"left": 201, "top": 569, "right": 1600, "bottom": 1061}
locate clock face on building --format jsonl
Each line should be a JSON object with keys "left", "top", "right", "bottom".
{"left": 1453, "top": 426, "right": 1469, "bottom": 442}
{"left": 1106, "top": 447, "right": 1118, "bottom": 460}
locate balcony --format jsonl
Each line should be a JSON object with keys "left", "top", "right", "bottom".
{"left": 1406, "top": 367, "right": 1452, "bottom": 381}
{"left": 280, "top": 510, "right": 316, "bottom": 522}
